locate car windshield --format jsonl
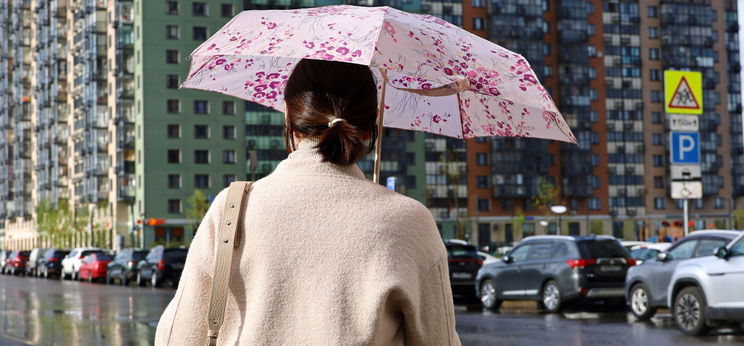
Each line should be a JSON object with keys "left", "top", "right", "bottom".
{"left": 95, "top": 255, "right": 114, "bottom": 261}
{"left": 577, "top": 240, "right": 628, "bottom": 258}
{"left": 81, "top": 250, "right": 104, "bottom": 257}
{"left": 53, "top": 251, "right": 70, "bottom": 258}
{"left": 446, "top": 244, "right": 479, "bottom": 259}
{"left": 133, "top": 251, "right": 148, "bottom": 261}
{"left": 19, "top": 251, "right": 30, "bottom": 257}
{"left": 163, "top": 249, "right": 187, "bottom": 262}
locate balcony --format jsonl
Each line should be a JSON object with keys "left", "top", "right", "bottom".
{"left": 493, "top": 185, "right": 530, "bottom": 198}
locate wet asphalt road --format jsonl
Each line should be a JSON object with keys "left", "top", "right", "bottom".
{"left": 0, "top": 275, "right": 742, "bottom": 345}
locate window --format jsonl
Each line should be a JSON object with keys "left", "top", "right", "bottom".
{"left": 650, "top": 69, "right": 661, "bottom": 81}
{"left": 669, "top": 240, "right": 697, "bottom": 260}
{"left": 166, "top": 1, "right": 178, "bottom": 14}
{"left": 167, "top": 149, "right": 180, "bottom": 163}
{"left": 696, "top": 239, "right": 728, "bottom": 257}
{"left": 221, "top": 4, "right": 233, "bottom": 17}
{"left": 588, "top": 198, "right": 601, "bottom": 210}
{"left": 654, "top": 176, "right": 664, "bottom": 188}
{"left": 168, "top": 199, "right": 181, "bottom": 214}
{"left": 166, "top": 99, "right": 180, "bottom": 113}
{"left": 508, "top": 245, "right": 530, "bottom": 262}
{"left": 654, "top": 197, "right": 665, "bottom": 210}
{"left": 471, "top": 0, "right": 484, "bottom": 7}
{"left": 166, "top": 49, "right": 179, "bottom": 63}
{"left": 648, "top": 27, "right": 658, "bottom": 39}
{"left": 647, "top": 6, "right": 658, "bottom": 18}
{"left": 472, "top": 17, "right": 484, "bottom": 31}
{"left": 195, "top": 174, "right": 210, "bottom": 188}
{"left": 167, "top": 174, "right": 181, "bottom": 188}
{"left": 651, "top": 90, "right": 662, "bottom": 103}
{"left": 222, "top": 101, "right": 235, "bottom": 115}
{"left": 652, "top": 133, "right": 663, "bottom": 145}
{"left": 192, "top": 2, "right": 208, "bottom": 16}
{"left": 694, "top": 199, "right": 703, "bottom": 209}
{"left": 194, "top": 100, "right": 209, "bottom": 114}
{"left": 649, "top": 48, "right": 660, "bottom": 60}
{"left": 223, "top": 174, "right": 236, "bottom": 187}
{"left": 477, "top": 198, "right": 490, "bottom": 211}
{"left": 476, "top": 176, "right": 488, "bottom": 189}
{"left": 730, "top": 237, "right": 744, "bottom": 257}
{"left": 194, "top": 150, "right": 209, "bottom": 164}
{"left": 193, "top": 26, "right": 208, "bottom": 41}
{"left": 476, "top": 153, "right": 488, "bottom": 166}
{"left": 223, "top": 150, "right": 236, "bottom": 164}
{"left": 651, "top": 112, "right": 662, "bottom": 124}
{"left": 166, "top": 74, "right": 179, "bottom": 89}
{"left": 167, "top": 124, "right": 180, "bottom": 138}
{"left": 166, "top": 25, "right": 179, "bottom": 39}
{"left": 194, "top": 125, "right": 209, "bottom": 139}
{"left": 223, "top": 125, "right": 236, "bottom": 139}
{"left": 676, "top": 199, "right": 684, "bottom": 209}
{"left": 714, "top": 197, "right": 724, "bottom": 209}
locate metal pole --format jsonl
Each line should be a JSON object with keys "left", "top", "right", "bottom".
{"left": 373, "top": 69, "right": 388, "bottom": 184}
{"left": 683, "top": 199, "right": 689, "bottom": 236}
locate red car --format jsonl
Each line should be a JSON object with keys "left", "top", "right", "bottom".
{"left": 78, "top": 253, "right": 114, "bottom": 283}
{"left": 3, "top": 251, "right": 30, "bottom": 275}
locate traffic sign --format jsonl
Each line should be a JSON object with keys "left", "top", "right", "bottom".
{"left": 671, "top": 181, "right": 702, "bottom": 199}
{"left": 671, "top": 165, "right": 701, "bottom": 180}
{"left": 670, "top": 132, "right": 700, "bottom": 164}
{"left": 668, "top": 114, "right": 699, "bottom": 131}
{"left": 664, "top": 70, "right": 703, "bottom": 115}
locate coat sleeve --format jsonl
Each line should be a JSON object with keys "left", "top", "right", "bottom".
{"left": 154, "top": 189, "right": 228, "bottom": 346}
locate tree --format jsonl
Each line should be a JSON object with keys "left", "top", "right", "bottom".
{"left": 590, "top": 220, "right": 604, "bottom": 235}
{"left": 186, "top": 189, "right": 210, "bottom": 231}
{"left": 512, "top": 208, "right": 525, "bottom": 240}
{"left": 532, "top": 177, "right": 561, "bottom": 217}
{"left": 36, "top": 198, "right": 75, "bottom": 247}
{"left": 733, "top": 208, "right": 744, "bottom": 229}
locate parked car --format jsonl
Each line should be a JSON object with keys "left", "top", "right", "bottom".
{"left": 624, "top": 230, "right": 740, "bottom": 320}
{"left": 24, "top": 248, "right": 48, "bottom": 277}
{"left": 38, "top": 249, "right": 71, "bottom": 279}
{"left": 107, "top": 248, "right": 148, "bottom": 285}
{"left": 477, "top": 235, "right": 635, "bottom": 313}
{"left": 3, "top": 250, "right": 31, "bottom": 275}
{"left": 629, "top": 243, "right": 671, "bottom": 265}
{"left": 478, "top": 251, "right": 499, "bottom": 265}
{"left": 0, "top": 250, "right": 11, "bottom": 272}
{"left": 668, "top": 232, "right": 744, "bottom": 335}
{"left": 78, "top": 253, "right": 115, "bottom": 283}
{"left": 136, "top": 246, "right": 188, "bottom": 287}
{"left": 621, "top": 241, "right": 652, "bottom": 253}
{"left": 445, "top": 241, "right": 483, "bottom": 309}
{"left": 61, "top": 247, "right": 103, "bottom": 280}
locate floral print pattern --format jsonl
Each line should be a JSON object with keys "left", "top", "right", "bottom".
{"left": 181, "top": 5, "right": 576, "bottom": 144}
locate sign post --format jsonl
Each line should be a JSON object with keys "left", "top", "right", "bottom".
{"left": 665, "top": 70, "right": 703, "bottom": 237}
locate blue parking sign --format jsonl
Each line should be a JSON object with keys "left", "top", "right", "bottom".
{"left": 670, "top": 132, "right": 700, "bottom": 164}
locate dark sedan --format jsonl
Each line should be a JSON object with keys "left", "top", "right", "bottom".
{"left": 107, "top": 248, "right": 148, "bottom": 285}
{"left": 136, "top": 246, "right": 187, "bottom": 287}
{"left": 444, "top": 240, "right": 483, "bottom": 310}
{"left": 477, "top": 235, "right": 635, "bottom": 313}
{"left": 39, "top": 249, "right": 71, "bottom": 279}
{"left": 624, "top": 230, "right": 741, "bottom": 320}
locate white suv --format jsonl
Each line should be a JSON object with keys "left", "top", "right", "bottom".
{"left": 668, "top": 232, "right": 744, "bottom": 335}
{"left": 61, "top": 247, "right": 103, "bottom": 280}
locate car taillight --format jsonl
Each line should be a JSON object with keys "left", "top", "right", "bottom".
{"left": 566, "top": 259, "right": 597, "bottom": 269}
{"left": 49, "top": 258, "right": 59, "bottom": 262}
{"left": 626, "top": 258, "right": 637, "bottom": 266}
{"left": 448, "top": 258, "right": 483, "bottom": 266}
{"left": 157, "top": 260, "right": 165, "bottom": 271}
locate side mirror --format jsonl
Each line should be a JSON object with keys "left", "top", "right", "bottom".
{"left": 714, "top": 246, "right": 730, "bottom": 260}
{"left": 657, "top": 252, "right": 671, "bottom": 262}
{"left": 502, "top": 255, "right": 513, "bottom": 264}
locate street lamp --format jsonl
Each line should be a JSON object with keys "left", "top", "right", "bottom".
{"left": 550, "top": 205, "right": 567, "bottom": 235}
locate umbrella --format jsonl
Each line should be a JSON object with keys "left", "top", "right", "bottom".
{"left": 181, "top": 5, "right": 577, "bottom": 183}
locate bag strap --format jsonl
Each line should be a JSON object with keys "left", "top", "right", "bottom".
{"left": 205, "top": 181, "right": 251, "bottom": 346}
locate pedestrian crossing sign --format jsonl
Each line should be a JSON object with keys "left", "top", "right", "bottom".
{"left": 664, "top": 70, "right": 703, "bottom": 115}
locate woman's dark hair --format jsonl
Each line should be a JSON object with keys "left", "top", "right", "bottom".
{"left": 284, "top": 59, "right": 378, "bottom": 165}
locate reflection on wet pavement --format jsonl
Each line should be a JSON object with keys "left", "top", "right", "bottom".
{"left": 0, "top": 275, "right": 175, "bottom": 345}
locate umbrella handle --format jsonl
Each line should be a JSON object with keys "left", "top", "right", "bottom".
{"left": 373, "top": 69, "right": 388, "bottom": 184}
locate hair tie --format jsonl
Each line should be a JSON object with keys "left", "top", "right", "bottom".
{"left": 327, "top": 118, "right": 346, "bottom": 128}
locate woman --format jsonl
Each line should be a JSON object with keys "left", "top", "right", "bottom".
{"left": 155, "top": 59, "right": 460, "bottom": 345}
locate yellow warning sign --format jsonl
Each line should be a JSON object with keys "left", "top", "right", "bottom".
{"left": 664, "top": 70, "right": 703, "bottom": 115}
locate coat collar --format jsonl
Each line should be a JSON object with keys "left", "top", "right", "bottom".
{"left": 271, "top": 138, "right": 367, "bottom": 180}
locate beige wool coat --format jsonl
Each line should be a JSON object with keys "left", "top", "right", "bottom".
{"left": 154, "top": 140, "right": 461, "bottom": 345}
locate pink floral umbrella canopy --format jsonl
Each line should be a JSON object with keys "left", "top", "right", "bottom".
{"left": 181, "top": 5, "right": 576, "bottom": 143}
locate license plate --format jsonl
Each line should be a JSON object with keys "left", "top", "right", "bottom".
{"left": 452, "top": 272, "right": 472, "bottom": 279}
{"left": 171, "top": 263, "right": 184, "bottom": 270}
{"left": 601, "top": 265, "right": 621, "bottom": 271}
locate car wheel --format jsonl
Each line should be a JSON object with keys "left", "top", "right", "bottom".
{"left": 88, "top": 272, "right": 93, "bottom": 283}
{"left": 480, "top": 279, "right": 502, "bottom": 312}
{"left": 151, "top": 271, "right": 159, "bottom": 288}
{"left": 630, "top": 283, "right": 656, "bottom": 320}
{"left": 120, "top": 276, "right": 128, "bottom": 286}
{"left": 105, "top": 273, "right": 112, "bottom": 285}
{"left": 674, "top": 286, "right": 709, "bottom": 336}
{"left": 541, "top": 280, "right": 563, "bottom": 313}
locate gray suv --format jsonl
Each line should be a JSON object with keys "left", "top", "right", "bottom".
{"left": 668, "top": 232, "right": 744, "bottom": 335}
{"left": 476, "top": 235, "right": 634, "bottom": 313}
{"left": 624, "top": 230, "right": 740, "bottom": 320}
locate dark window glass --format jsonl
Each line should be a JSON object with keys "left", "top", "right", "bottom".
{"left": 81, "top": 250, "right": 104, "bottom": 257}
{"left": 222, "top": 101, "right": 235, "bottom": 115}
{"left": 194, "top": 100, "right": 209, "bottom": 114}
{"left": 730, "top": 237, "right": 744, "bottom": 256}
{"left": 194, "top": 125, "right": 209, "bottom": 139}
{"left": 193, "top": 26, "right": 208, "bottom": 41}
{"left": 223, "top": 174, "right": 235, "bottom": 187}
{"left": 133, "top": 251, "right": 148, "bottom": 261}
{"left": 527, "top": 243, "right": 553, "bottom": 260}
{"left": 577, "top": 240, "right": 628, "bottom": 258}
{"left": 167, "top": 149, "right": 180, "bottom": 163}
{"left": 695, "top": 239, "right": 728, "bottom": 257}
{"left": 195, "top": 174, "right": 209, "bottom": 188}
{"left": 508, "top": 245, "right": 530, "bottom": 262}
{"left": 223, "top": 150, "right": 236, "bottom": 164}
{"left": 164, "top": 249, "right": 188, "bottom": 261}
{"left": 166, "top": 50, "right": 179, "bottom": 64}
{"left": 166, "top": 74, "right": 179, "bottom": 89}
{"left": 166, "top": 25, "right": 179, "bottom": 39}
{"left": 167, "top": 174, "right": 181, "bottom": 188}
{"left": 446, "top": 244, "right": 479, "bottom": 259}
{"left": 221, "top": 4, "right": 233, "bottom": 17}
{"left": 166, "top": 1, "right": 178, "bottom": 14}
{"left": 192, "top": 2, "right": 207, "bottom": 16}
{"left": 166, "top": 99, "right": 180, "bottom": 113}
{"left": 223, "top": 125, "right": 235, "bottom": 139}
{"left": 167, "top": 124, "right": 180, "bottom": 138}
{"left": 476, "top": 176, "right": 488, "bottom": 188}
{"left": 168, "top": 199, "right": 181, "bottom": 213}
{"left": 477, "top": 198, "right": 490, "bottom": 211}
{"left": 95, "top": 254, "right": 114, "bottom": 261}
{"left": 669, "top": 240, "right": 697, "bottom": 260}
{"left": 194, "top": 150, "right": 209, "bottom": 164}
